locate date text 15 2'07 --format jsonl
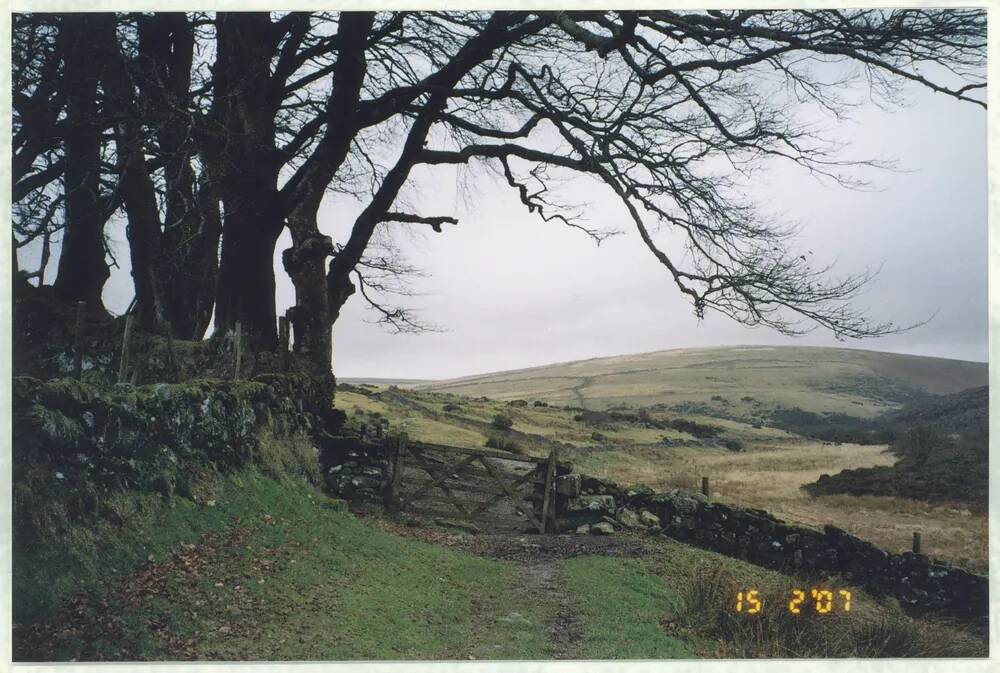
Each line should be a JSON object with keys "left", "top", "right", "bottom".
{"left": 735, "top": 589, "right": 852, "bottom": 614}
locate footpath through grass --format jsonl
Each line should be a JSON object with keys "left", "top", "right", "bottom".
{"left": 14, "top": 470, "right": 555, "bottom": 660}
{"left": 17, "top": 466, "right": 983, "bottom": 660}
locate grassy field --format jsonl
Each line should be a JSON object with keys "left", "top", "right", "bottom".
{"left": 15, "top": 467, "right": 985, "bottom": 660}
{"left": 407, "top": 346, "right": 986, "bottom": 416}
{"left": 336, "top": 347, "right": 989, "bottom": 573}
{"left": 570, "top": 440, "right": 986, "bottom": 572}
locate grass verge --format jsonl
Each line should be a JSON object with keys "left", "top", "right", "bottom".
{"left": 642, "top": 536, "right": 987, "bottom": 658}
{"left": 558, "top": 555, "right": 692, "bottom": 659}
{"left": 14, "top": 470, "right": 554, "bottom": 661}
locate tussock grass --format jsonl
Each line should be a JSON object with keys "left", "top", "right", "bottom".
{"left": 674, "top": 561, "right": 986, "bottom": 658}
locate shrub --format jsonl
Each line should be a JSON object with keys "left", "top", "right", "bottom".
{"left": 741, "top": 395, "right": 755, "bottom": 402}
{"left": 508, "top": 399, "right": 528, "bottom": 408}
{"left": 591, "top": 432, "right": 607, "bottom": 442}
{"left": 574, "top": 409, "right": 611, "bottom": 425}
{"left": 442, "top": 403, "right": 460, "bottom": 412}
{"left": 484, "top": 435, "right": 520, "bottom": 453}
{"left": 491, "top": 414, "right": 513, "bottom": 430}
{"left": 723, "top": 439, "right": 744, "bottom": 452}
{"left": 532, "top": 400, "right": 548, "bottom": 407}
{"left": 666, "top": 418, "right": 721, "bottom": 438}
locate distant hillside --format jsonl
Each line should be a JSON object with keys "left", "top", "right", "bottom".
{"left": 339, "top": 377, "right": 437, "bottom": 388}
{"left": 804, "top": 386, "right": 989, "bottom": 509}
{"left": 417, "top": 346, "right": 986, "bottom": 419}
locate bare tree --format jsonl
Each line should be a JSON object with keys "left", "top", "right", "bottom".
{"left": 12, "top": 9, "right": 987, "bottom": 378}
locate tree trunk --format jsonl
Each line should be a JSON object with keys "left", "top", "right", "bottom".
{"left": 283, "top": 215, "right": 336, "bottom": 371}
{"left": 136, "top": 13, "right": 219, "bottom": 340}
{"left": 52, "top": 14, "right": 109, "bottom": 311}
{"left": 209, "top": 12, "right": 284, "bottom": 350}
{"left": 214, "top": 192, "right": 283, "bottom": 350}
{"left": 189, "top": 174, "right": 222, "bottom": 340}
{"left": 99, "top": 14, "right": 170, "bottom": 332}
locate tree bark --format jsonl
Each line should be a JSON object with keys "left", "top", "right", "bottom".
{"left": 52, "top": 14, "right": 110, "bottom": 311}
{"left": 282, "top": 223, "right": 335, "bottom": 370}
{"left": 214, "top": 193, "right": 283, "bottom": 349}
{"left": 209, "top": 12, "right": 285, "bottom": 349}
{"left": 98, "top": 15, "right": 171, "bottom": 332}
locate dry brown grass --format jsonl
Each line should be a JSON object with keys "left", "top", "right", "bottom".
{"left": 420, "top": 346, "right": 986, "bottom": 415}
{"left": 571, "top": 440, "right": 988, "bottom": 573}
{"left": 673, "top": 559, "right": 986, "bottom": 658}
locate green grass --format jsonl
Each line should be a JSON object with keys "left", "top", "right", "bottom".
{"left": 16, "top": 466, "right": 986, "bottom": 661}
{"left": 558, "top": 555, "right": 692, "bottom": 659}
{"left": 14, "top": 470, "right": 557, "bottom": 661}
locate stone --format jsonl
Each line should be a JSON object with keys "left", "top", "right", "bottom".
{"left": 616, "top": 507, "right": 642, "bottom": 528}
{"left": 568, "top": 494, "right": 616, "bottom": 513}
{"left": 576, "top": 524, "right": 592, "bottom": 535}
{"left": 555, "top": 474, "right": 582, "bottom": 497}
{"left": 671, "top": 495, "right": 700, "bottom": 515}
{"left": 591, "top": 521, "right": 615, "bottom": 535}
{"left": 639, "top": 510, "right": 661, "bottom": 528}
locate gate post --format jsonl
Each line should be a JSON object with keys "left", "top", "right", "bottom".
{"left": 541, "top": 448, "right": 559, "bottom": 533}
{"left": 388, "top": 432, "right": 407, "bottom": 511}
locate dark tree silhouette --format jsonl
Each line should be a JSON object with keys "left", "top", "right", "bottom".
{"left": 11, "top": 9, "right": 987, "bottom": 375}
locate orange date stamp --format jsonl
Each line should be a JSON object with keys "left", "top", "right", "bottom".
{"left": 735, "top": 588, "right": 852, "bottom": 615}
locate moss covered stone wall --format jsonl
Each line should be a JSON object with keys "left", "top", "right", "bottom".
{"left": 12, "top": 374, "right": 331, "bottom": 545}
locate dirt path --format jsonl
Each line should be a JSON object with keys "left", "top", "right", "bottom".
{"left": 519, "top": 559, "right": 581, "bottom": 658}
{"left": 362, "top": 514, "right": 662, "bottom": 658}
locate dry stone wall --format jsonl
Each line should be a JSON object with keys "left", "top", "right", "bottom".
{"left": 321, "top": 435, "right": 389, "bottom": 503}
{"left": 12, "top": 373, "right": 334, "bottom": 544}
{"left": 559, "top": 475, "right": 987, "bottom": 619}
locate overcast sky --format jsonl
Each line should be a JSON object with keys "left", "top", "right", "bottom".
{"left": 73, "top": 58, "right": 987, "bottom": 380}
{"left": 321, "top": 80, "right": 987, "bottom": 379}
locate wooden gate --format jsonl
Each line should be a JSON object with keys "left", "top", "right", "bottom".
{"left": 385, "top": 435, "right": 562, "bottom": 533}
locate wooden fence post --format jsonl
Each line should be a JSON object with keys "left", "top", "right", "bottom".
{"left": 233, "top": 321, "right": 243, "bottom": 380}
{"left": 278, "top": 316, "right": 290, "bottom": 372}
{"left": 541, "top": 448, "right": 559, "bottom": 534}
{"left": 73, "top": 301, "right": 86, "bottom": 379}
{"left": 117, "top": 313, "right": 134, "bottom": 383}
{"left": 912, "top": 531, "right": 922, "bottom": 554}
{"left": 701, "top": 476, "right": 710, "bottom": 500}
{"left": 388, "top": 433, "right": 407, "bottom": 511}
